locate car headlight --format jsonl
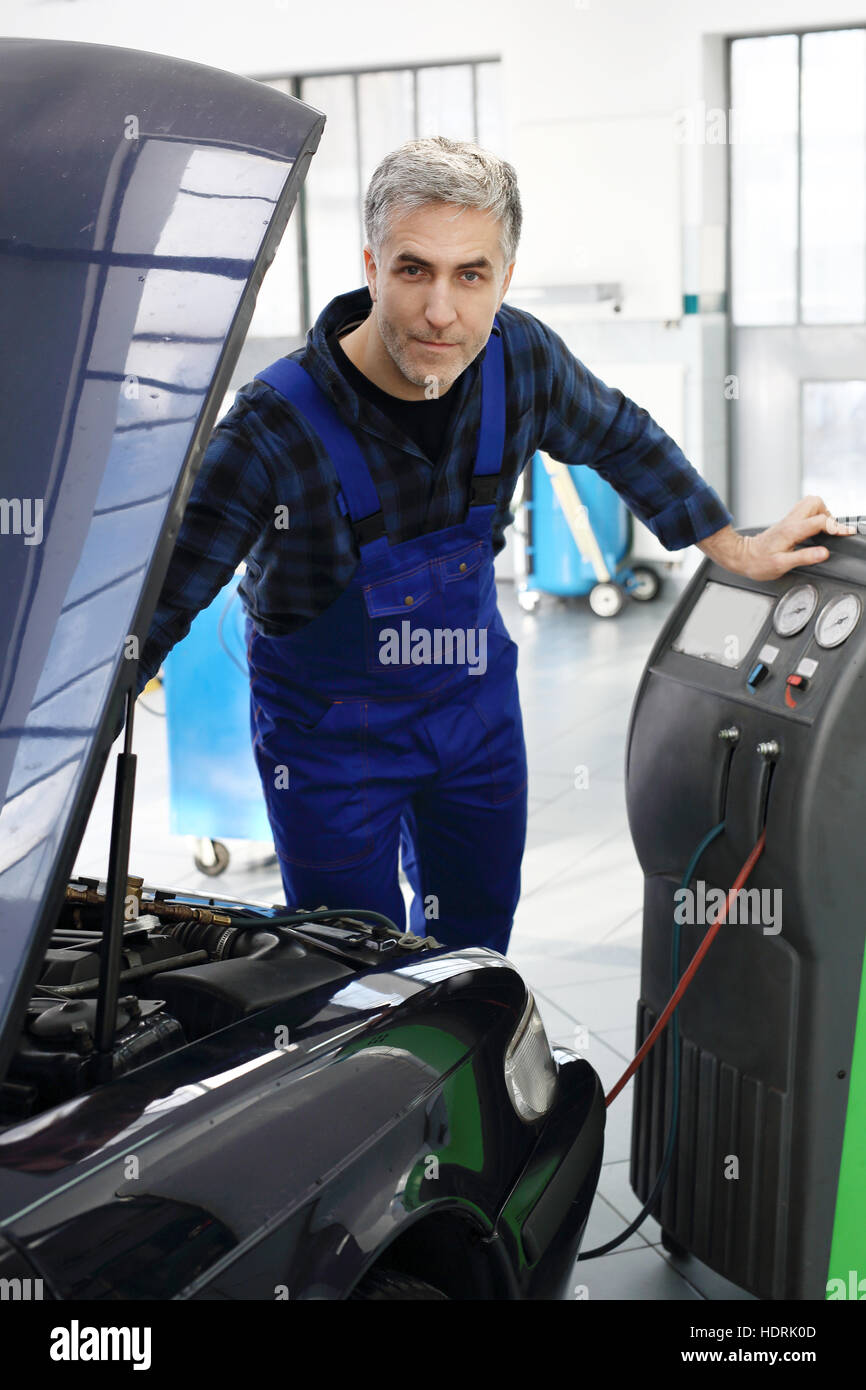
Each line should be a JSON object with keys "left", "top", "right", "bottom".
{"left": 504, "top": 991, "right": 558, "bottom": 1122}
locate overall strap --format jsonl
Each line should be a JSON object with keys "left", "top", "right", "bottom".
{"left": 468, "top": 316, "right": 506, "bottom": 509}
{"left": 255, "top": 356, "right": 380, "bottom": 532}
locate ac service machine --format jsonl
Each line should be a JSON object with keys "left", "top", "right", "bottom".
{"left": 625, "top": 526, "right": 866, "bottom": 1300}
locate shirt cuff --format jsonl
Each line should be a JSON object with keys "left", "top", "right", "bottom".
{"left": 645, "top": 487, "right": 733, "bottom": 552}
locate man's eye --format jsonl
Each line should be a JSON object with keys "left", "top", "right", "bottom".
{"left": 399, "top": 266, "right": 481, "bottom": 282}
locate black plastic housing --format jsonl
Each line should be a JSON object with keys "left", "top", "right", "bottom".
{"left": 627, "top": 532, "right": 866, "bottom": 1299}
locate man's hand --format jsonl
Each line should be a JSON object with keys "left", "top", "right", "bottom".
{"left": 696, "top": 496, "right": 857, "bottom": 581}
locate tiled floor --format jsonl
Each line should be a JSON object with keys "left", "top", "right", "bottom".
{"left": 74, "top": 568, "right": 754, "bottom": 1301}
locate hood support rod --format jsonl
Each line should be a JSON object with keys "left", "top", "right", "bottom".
{"left": 93, "top": 684, "right": 138, "bottom": 1081}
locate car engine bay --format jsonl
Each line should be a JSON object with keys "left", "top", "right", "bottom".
{"left": 0, "top": 874, "right": 441, "bottom": 1127}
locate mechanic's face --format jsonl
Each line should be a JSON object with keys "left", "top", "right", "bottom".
{"left": 364, "top": 202, "right": 515, "bottom": 395}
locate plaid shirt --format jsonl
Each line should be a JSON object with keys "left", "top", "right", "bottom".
{"left": 137, "top": 285, "right": 732, "bottom": 691}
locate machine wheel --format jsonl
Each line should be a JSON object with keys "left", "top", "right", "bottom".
{"left": 661, "top": 1229, "right": 688, "bottom": 1258}
{"left": 588, "top": 582, "right": 626, "bottom": 618}
{"left": 193, "top": 838, "right": 230, "bottom": 876}
{"left": 517, "top": 586, "right": 541, "bottom": 612}
{"left": 628, "top": 566, "right": 661, "bottom": 602}
{"left": 348, "top": 1268, "right": 450, "bottom": 1300}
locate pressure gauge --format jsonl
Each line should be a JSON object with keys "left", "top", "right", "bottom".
{"left": 773, "top": 583, "right": 818, "bottom": 637}
{"left": 815, "top": 592, "right": 862, "bottom": 649}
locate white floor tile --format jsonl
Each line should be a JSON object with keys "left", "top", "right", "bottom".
{"left": 570, "top": 1244, "right": 702, "bottom": 1301}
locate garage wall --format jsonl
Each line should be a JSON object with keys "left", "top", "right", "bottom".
{"left": 8, "top": 0, "right": 866, "bottom": 550}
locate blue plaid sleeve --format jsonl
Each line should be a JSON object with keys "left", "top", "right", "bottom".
{"left": 136, "top": 411, "right": 275, "bottom": 695}
{"left": 533, "top": 318, "right": 733, "bottom": 550}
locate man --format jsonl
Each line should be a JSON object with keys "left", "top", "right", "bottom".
{"left": 137, "top": 135, "right": 842, "bottom": 955}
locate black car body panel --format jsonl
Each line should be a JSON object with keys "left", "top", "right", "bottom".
{"left": 0, "top": 906, "right": 603, "bottom": 1300}
{"left": 0, "top": 39, "right": 604, "bottom": 1300}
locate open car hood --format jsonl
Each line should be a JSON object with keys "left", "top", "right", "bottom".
{"left": 0, "top": 38, "right": 324, "bottom": 1077}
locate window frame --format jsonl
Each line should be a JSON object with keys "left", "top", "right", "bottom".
{"left": 251, "top": 57, "right": 502, "bottom": 333}
{"left": 727, "top": 24, "right": 866, "bottom": 328}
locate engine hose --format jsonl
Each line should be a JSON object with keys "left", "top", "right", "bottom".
{"left": 229, "top": 906, "right": 405, "bottom": 936}
{"left": 162, "top": 918, "right": 234, "bottom": 956}
{"left": 35, "top": 950, "right": 209, "bottom": 998}
{"left": 577, "top": 821, "right": 767, "bottom": 1261}
{"left": 162, "top": 918, "right": 284, "bottom": 960}
{"left": 158, "top": 910, "right": 407, "bottom": 963}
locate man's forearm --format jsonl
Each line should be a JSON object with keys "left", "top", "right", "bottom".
{"left": 696, "top": 523, "right": 749, "bottom": 573}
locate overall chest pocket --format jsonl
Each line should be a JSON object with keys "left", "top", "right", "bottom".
{"left": 438, "top": 538, "right": 492, "bottom": 636}
{"left": 362, "top": 541, "right": 492, "bottom": 679}
{"left": 438, "top": 538, "right": 488, "bottom": 585}
{"left": 362, "top": 559, "right": 446, "bottom": 675}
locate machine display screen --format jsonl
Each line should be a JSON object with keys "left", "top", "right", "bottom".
{"left": 671, "top": 582, "right": 774, "bottom": 667}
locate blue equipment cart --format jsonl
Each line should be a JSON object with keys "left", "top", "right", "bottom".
{"left": 517, "top": 449, "right": 661, "bottom": 616}
{"left": 162, "top": 569, "right": 274, "bottom": 875}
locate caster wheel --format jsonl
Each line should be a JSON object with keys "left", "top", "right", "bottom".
{"left": 628, "top": 566, "right": 661, "bottom": 602}
{"left": 588, "top": 582, "right": 625, "bottom": 618}
{"left": 661, "top": 1228, "right": 688, "bottom": 1258}
{"left": 193, "top": 838, "right": 230, "bottom": 876}
{"left": 517, "top": 587, "right": 541, "bottom": 612}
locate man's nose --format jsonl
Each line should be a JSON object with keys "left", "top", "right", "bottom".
{"left": 423, "top": 280, "right": 458, "bottom": 330}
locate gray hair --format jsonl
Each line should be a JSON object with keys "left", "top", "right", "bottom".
{"left": 364, "top": 136, "right": 522, "bottom": 275}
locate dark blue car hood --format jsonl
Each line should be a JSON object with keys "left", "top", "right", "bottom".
{"left": 0, "top": 38, "right": 323, "bottom": 1080}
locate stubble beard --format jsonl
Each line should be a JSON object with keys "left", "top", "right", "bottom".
{"left": 375, "top": 306, "right": 481, "bottom": 395}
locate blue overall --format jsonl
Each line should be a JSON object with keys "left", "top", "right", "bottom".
{"left": 245, "top": 319, "right": 527, "bottom": 954}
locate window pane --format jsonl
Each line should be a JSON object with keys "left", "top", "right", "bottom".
{"left": 247, "top": 79, "right": 300, "bottom": 337}
{"left": 246, "top": 213, "right": 300, "bottom": 338}
{"left": 730, "top": 35, "right": 799, "bottom": 325}
{"left": 801, "top": 29, "right": 866, "bottom": 324}
{"left": 301, "top": 75, "right": 363, "bottom": 314}
{"left": 802, "top": 380, "right": 866, "bottom": 514}
{"left": 417, "top": 65, "right": 474, "bottom": 141}
{"left": 476, "top": 61, "right": 507, "bottom": 153}
{"left": 358, "top": 70, "right": 415, "bottom": 204}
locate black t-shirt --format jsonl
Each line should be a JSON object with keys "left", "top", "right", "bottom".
{"left": 328, "top": 328, "right": 461, "bottom": 468}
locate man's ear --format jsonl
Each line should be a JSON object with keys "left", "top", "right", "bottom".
{"left": 498, "top": 259, "right": 516, "bottom": 307}
{"left": 363, "top": 246, "right": 378, "bottom": 303}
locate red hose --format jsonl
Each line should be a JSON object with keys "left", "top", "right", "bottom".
{"left": 605, "top": 827, "right": 768, "bottom": 1108}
